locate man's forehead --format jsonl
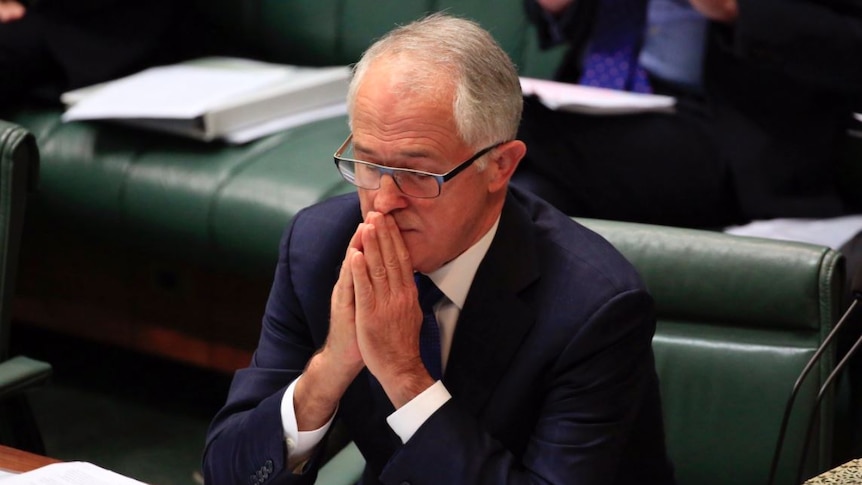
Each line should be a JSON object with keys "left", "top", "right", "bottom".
{"left": 350, "top": 93, "right": 458, "bottom": 149}
{"left": 352, "top": 137, "right": 436, "bottom": 159}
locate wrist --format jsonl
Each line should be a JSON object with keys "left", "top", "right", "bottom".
{"left": 294, "top": 350, "right": 361, "bottom": 430}
{"left": 375, "top": 359, "right": 437, "bottom": 409}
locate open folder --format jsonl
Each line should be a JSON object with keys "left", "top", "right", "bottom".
{"left": 61, "top": 57, "right": 352, "bottom": 144}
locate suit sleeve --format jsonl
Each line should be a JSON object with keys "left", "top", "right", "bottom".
{"left": 379, "top": 288, "right": 664, "bottom": 485}
{"left": 729, "top": 0, "right": 862, "bottom": 96}
{"left": 201, "top": 215, "right": 330, "bottom": 485}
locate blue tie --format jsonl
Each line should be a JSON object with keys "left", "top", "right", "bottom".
{"left": 415, "top": 273, "right": 444, "bottom": 381}
{"left": 578, "top": 0, "right": 651, "bottom": 93}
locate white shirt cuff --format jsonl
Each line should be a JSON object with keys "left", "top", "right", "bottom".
{"left": 386, "top": 380, "right": 452, "bottom": 443}
{"left": 281, "top": 376, "right": 335, "bottom": 471}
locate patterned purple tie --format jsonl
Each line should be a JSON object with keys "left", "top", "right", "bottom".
{"left": 578, "top": 0, "right": 651, "bottom": 93}
{"left": 415, "top": 273, "right": 444, "bottom": 381}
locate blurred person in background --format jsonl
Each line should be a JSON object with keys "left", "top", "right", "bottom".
{"left": 0, "top": 0, "right": 205, "bottom": 108}
{"left": 516, "top": 0, "right": 862, "bottom": 228}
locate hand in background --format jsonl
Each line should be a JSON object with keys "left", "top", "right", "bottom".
{"left": 0, "top": 0, "right": 25, "bottom": 23}
{"left": 536, "top": 0, "right": 575, "bottom": 16}
{"left": 689, "top": 0, "right": 738, "bottom": 22}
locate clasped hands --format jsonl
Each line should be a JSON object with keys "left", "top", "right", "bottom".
{"left": 325, "top": 211, "right": 434, "bottom": 408}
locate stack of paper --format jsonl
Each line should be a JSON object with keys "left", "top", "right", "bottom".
{"left": 62, "top": 57, "right": 352, "bottom": 144}
{"left": 0, "top": 461, "right": 146, "bottom": 484}
{"left": 519, "top": 77, "right": 676, "bottom": 115}
{"left": 724, "top": 215, "right": 862, "bottom": 250}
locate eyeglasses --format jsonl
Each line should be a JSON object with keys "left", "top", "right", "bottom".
{"left": 333, "top": 134, "right": 504, "bottom": 199}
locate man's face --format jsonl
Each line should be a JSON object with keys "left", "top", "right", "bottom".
{"left": 350, "top": 61, "right": 499, "bottom": 273}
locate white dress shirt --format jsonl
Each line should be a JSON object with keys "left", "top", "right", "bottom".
{"left": 281, "top": 218, "right": 501, "bottom": 468}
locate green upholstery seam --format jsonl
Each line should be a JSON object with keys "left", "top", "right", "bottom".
{"left": 205, "top": 133, "right": 292, "bottom": 254}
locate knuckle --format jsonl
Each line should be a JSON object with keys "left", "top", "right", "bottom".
{"left": 370, "top": 264, "right": 387, "bottom": 280}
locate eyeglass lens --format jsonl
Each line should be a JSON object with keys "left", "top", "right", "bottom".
{"left": 343, "top": 160, "right": 439, "bottom": 198}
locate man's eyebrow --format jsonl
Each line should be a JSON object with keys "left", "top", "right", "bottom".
{"left": 401, "top": 148, "right": 433, "bottom": 159}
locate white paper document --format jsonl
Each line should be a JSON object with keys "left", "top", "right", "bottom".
{"left": 60, "top": 57, "right": 352, "bottom": 143}
{"left": 0, "top": 462, "right": 146, "bottom": 485}
{"left": 724, "top": 215, "right": 862, "bottom": 250}
{"left": 63, "top": 63, "right": 288, "bottom": 121}
{"left": 519, "top": 77, "right": 676, "bottom": 115}
{"left": 224, "top": 101, "right": 347, "bottom": 144}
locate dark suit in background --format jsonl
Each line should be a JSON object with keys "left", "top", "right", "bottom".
{"left": 203, "top": 187, "right": 674, "bottom": 485}
{"left": 515, "top": 0, "right": 862, "bottom": 228}
{"left": 0, "top": 0, "right": 203, "bottom": 107}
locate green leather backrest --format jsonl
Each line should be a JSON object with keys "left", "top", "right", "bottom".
{"left": 196, "top": 0, "right": 565, "bottom": 79}
{"left": 579, "top": 218, "right": 845, "bottom": 485}
{"left": 0, "top": 121, "right": 39, "bottom": 360}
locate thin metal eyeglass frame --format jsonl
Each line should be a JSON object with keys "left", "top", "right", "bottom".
{"left": 333, "top": 134, "right": 505, "bottom": 198}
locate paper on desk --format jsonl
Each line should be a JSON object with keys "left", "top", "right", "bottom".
{"left": 0, "top": 461, "right": 147, "bottom": 484}
{"left": 62, "top": 63, "right": 287, "bottom": 121}
{"left": 519, "top": 77, "right": 676, "bottom": 115}
{"left": 724, "top": 215, "right": 862, "bottom": 250}
{"left": 224, "top": 101, "right": 348, "bottom": 144}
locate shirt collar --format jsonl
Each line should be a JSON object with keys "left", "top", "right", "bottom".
{"left": 423, "top": 217, "right": 500, "bottom": 310}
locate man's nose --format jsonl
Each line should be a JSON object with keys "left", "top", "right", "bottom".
{"left": 372, "top": 175, "right": 408, "bottom": 213}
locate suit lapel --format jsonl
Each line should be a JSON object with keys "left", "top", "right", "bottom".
{"left": 444, "top": 192, "right": 540, "bottom": 418}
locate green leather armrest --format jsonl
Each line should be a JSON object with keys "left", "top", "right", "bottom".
{"left": 314, "top": 441, "right": 363, "bottom": 485}
{"left": 0, "top": 355, "right": 52, "bottom": 401}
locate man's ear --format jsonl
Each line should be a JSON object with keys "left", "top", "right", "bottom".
{"left": 487, "top": 140, "right": 527, "bottom": 192}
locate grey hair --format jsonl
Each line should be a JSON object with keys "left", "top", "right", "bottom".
{"left": 347, "top": 13, "right": 523, "bottom": 152}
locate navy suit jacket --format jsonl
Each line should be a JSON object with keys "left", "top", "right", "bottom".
{"left": 203, "top": 187, "right": 675, "bottom": 485}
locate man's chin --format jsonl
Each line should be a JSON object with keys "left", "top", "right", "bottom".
{"left": 401, "top": 235, "right": 420, "bottom": 255}
{"left": 402, "top": 238, "right": 430, "bottom": 272}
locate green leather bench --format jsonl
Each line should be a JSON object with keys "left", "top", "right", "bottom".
{"left": 0, "top": 120, "right": 52, "bottom": 454}
{"left": 5, "top": 1, "right": 858, "bottom": 372}
{"left": 5, "top": 1, "right": 567, "bottom": 370}
{"left": 2, "top": 1, "right": 856, "bottom": 482}
{"left": 314, "top": 219, "right": 847, "bottom": 485}
{"left": 585, "top": 219, "right": 844, "bottom": 485}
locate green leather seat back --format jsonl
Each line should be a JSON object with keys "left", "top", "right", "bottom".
{"left": 0, "top": 120, "right": 53, "bottom": 452}
{"left": 0, "top": 120, "right": 39, "bottom": 359}
{"left": 10, "top": 109, "right": 352, "bottom": 275}
{"left": 196, "top": 0, "right": 565, "bottom": 79}
{"left": 579, "top": 218, "right": 844, "bottom": 485}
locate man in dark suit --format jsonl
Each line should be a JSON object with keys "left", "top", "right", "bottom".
{"left": 516, "top": 0, "right": 862, "bottom": 228}
{"left": 203, "top": 13, "right": 674, "bottom": 485}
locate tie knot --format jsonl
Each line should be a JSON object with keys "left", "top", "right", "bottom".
{"left": 415, "top": 273, "right": 444, "bottom": 313}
